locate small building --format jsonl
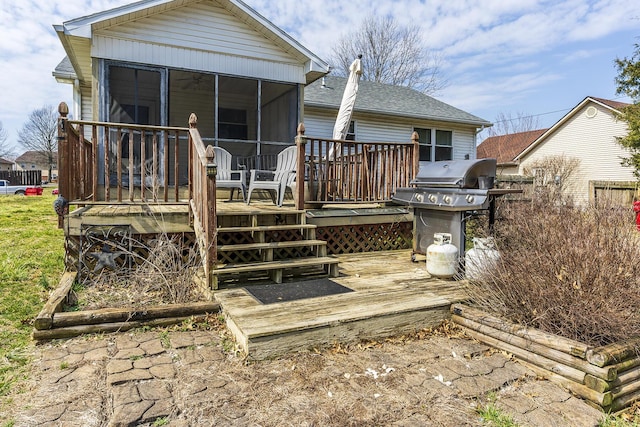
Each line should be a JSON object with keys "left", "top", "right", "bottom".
{"left": 15, "top": 151, "right": 58, "bottom": 182}
{"left": 0, "top": 157, "right": 13, "bottom": 171}
{"left": 477, "top": 96, "right": 636, "bottom": 205}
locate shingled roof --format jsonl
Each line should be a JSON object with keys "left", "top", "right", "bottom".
{"left": 477, "top": 129, "right": 548, "bottom": 164}
{"left": 305, "top": 75, "right": 491, "bottom": 127}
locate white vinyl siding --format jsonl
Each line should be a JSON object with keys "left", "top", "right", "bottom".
{"left": 94, "top": 2, "right": 305, "bottom": 83}
{"left": 519, "top": 102, "right": 633, "bottom": 205}
{"left": 304, "top": 108, "right": 477, "bottom": 160}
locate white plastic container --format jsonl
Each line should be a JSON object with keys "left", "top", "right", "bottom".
{"left": 465, "top": 237, "right": 500, "bottom": 280}
{"left": 426, "top": 233, "right": 458, "bottom": 279}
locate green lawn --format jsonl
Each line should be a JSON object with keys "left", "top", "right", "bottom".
{"left": 0, "top": 193, "right": 65, "bottom": 401}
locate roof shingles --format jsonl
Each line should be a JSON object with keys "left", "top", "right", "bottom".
{"left": 305, "top": 75, "right": 490, "bottom": 126}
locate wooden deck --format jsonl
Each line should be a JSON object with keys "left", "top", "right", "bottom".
{"left": 214, "top": 250, "right": 468, "bottom": 360}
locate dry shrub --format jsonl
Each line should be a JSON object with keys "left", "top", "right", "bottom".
{"left": 466, "top": 197, "right": 640, "bottom": 347}
{"left": 130, "top": 232, "right": 202, "bottom": 304}
{"left": 77, "top": 233, "right": 204, "bottom": 309}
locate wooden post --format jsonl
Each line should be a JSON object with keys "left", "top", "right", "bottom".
{"left": 411, "top": 131, "right": 420, "bottom": 180}
{"left": 57, "top": 102, "right": 69, "bottom": 228}
{"left": 205, "top": 144, "right": 217, "bottom": 288}
{"left": 189, "top": 112, "right": 198, "bottom": 209}
{"left": 295, "top": 123, "right": 306, "bottom": 210}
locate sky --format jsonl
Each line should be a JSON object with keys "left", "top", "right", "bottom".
{"left": 1, "top": 0, "right": 639, "bottom": 156}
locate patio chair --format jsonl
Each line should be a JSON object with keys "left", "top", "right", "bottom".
{"left": 213, "top": 146, "right": 246, "bottom": 201}
{"left": 246, "top": 146, "right": 297, "bottom": 206}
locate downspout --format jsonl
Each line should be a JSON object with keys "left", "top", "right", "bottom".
{"left": 472, "top": 125, "right": 487, "bottom": 160}
{"left": 73, "top": 78, "right": 81, "bottom": 120}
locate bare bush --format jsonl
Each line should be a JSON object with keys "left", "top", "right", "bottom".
{"left": 522, "top": 154, "right": 581, "bottom": 204}
{"left": 466, "top": 197, "right": 640, "bottom": 347}
{"left": 77, "top": 232, "right": 204, "bottom": 309}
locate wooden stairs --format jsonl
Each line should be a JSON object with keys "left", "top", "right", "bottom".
{"left": 211, "top": 209, "right": 339, "bottom": 289}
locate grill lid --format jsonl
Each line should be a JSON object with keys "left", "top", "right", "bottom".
{"left": 412, "top": 158, "right": 497, "bottom": 189}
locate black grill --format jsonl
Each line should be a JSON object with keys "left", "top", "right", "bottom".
{"left": 392, "top": 159, "right": 497, "bottom": 261}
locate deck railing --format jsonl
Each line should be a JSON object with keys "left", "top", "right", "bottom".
{"left": 295, "top": 125, "right": 420, "bottom": 208}
{"left": 57, "top": 101, "right": 419, "bottom": 286}
{"left": 187, "top": 114, "right": 217, "bottom": 286}
{"left": 57, "top": 103, "right": 190, "bottom": 204}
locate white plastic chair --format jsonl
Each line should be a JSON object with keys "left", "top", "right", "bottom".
{"left": 213, "top": 146, "right": 246, "bottom": 201}
{"left": 246, "top": 146, "right": 297, "bottom": 206}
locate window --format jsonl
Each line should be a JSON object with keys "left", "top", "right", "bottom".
{"left": 414, "top": 128, "right": 453, "bottom": 161}
{"left": 345, "top": 121, "right": 356, "bottom": 141}
{"left": 218, "top": 108, "right": 248, "bottom": 140}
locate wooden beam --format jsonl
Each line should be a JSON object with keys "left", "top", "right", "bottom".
{"left": 34, "top": 272, "right": 77, "bottom": 330}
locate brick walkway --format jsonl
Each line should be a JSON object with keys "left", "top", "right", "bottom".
{"left": 8, "top": 330, "right": 605, "bottom": 426}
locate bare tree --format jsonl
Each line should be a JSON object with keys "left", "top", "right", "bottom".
{"left": 17, "top": 105, "right": 58, "bottom": 181}
{"left": 0, "top": 120, "right": 14, "bottom": 159}
{"left": 330, "top": 15, "right": 446, "bottom": 94}
{"left": 487, "top": 111, "right": 542, "bottom": 137}
{"left": 522, "top": 154, "right": 581, "bottom": 203}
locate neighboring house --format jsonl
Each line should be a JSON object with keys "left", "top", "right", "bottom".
{"left": 477, "top": 129, "right": 548, "bottom": 175}
{"left": 477, "top": 96, "right": 636, "bottom": 205}
{"left": 15, "top": 151, "right": 58, "bottom": 182}
{"left": 304, "top": 76, "right": 491, "bottom": 161}
{"left": 53, "top": 0, "right": 489, "bottom": 172}
{"left": 0, "top": 157, "right": 13, "bottom": 171}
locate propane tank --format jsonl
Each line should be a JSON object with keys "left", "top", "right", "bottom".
{"left": 465, "top": 237, "right": 500, "bottom": 280}
{"left": 426, "top": 233, "right": 458, "bottom": 279}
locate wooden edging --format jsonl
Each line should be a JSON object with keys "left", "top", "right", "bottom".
{"left": 34, "top": 271, "right": 77, "bottom": 330}
{"left": 32, "top": 272, "right": 221, "bottom": 341}
{"left": 451, "top": 303, "right": 640, "bottom": 412}
{"left": 32, "top": 315, "right": 210, "bottom": 340}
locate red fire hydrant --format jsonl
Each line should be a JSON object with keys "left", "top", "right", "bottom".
{"left": 634, "top": 198, "right": 640, "bottom": 231}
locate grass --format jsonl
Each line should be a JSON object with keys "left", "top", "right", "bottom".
{"left": 599, "top": 412, "right": 640, "bottom": 427}
{"left": 477, "top": 393, "right": 520, "bottom": 427}
{"left": 0, "top": 192, "right": 65, "bottom": 404}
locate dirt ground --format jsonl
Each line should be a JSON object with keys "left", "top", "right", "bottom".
{"left": 1, "top": 320, "right": 609, "bottom": 427}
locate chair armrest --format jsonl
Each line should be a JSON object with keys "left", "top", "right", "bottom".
{"left": 230, "top": 169, "right": 246, "bottom": 182}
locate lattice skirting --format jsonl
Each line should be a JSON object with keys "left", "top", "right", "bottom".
{"left": 217, "top": 229, "right": 315, "bottom": 264}
{"left": 65, "top": 230, "right": 198, "bottom": 281}
{"left": 316, "top": 222, "right": 412, "bottom": 254}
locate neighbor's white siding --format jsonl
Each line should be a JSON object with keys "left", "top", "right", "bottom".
{"left": 519, "top": 101, "right": 633, "bottom": 205}
{"left": 93, "top": 2, "right": 306, "bottom": 83}
{"left": 304, "top": 108, "right": 478, "bottom": 160}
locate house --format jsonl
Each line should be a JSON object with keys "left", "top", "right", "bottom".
{"left": 46, "top": 0, "right": 487, "bottom": 358}
{"left": 53, "top": 0, "right": 330, "bottom": 177}
{"left": 477, "top": 129, "right": 548, "bottom": 175}
{"left": 0, "top": 157, "right": 13, "bottom": 171}
{"left": 477, "top": 96, "right": 636, "bottom": 205}
{"left": 53, "top": 0, "right": 489, "bottom": 169}
{"left": 15, "top": 151, "right": 58, "bottom": 182}
{"left": 304, "top": 76, "right": 490, "bottom": 161}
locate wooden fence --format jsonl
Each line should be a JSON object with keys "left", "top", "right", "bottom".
{"left": 0, "top": 170, "right": 42, "bottom": 186}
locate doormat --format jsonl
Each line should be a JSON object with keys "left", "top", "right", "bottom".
{"left": 244, "top": 278, "right": 353, "bottom": 304}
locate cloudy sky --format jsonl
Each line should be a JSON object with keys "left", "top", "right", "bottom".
{"left": 1, "top": 0, "right": 639, "bottom": 154}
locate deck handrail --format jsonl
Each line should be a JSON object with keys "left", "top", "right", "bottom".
{"left": 56, "top": 102, "right": 190, "bottom": 205}
{"left": 187, "top": 113, "right": 217, "bottom": 287}
{"left": 295, "top": 126, "right": 420, "bottom": 206}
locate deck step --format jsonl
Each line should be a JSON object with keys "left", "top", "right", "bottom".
{"left": 214, "top": 256, "right": 338, "bottom": 275}
{"left": 212, "top": 256, "right": 339, "bottom": 289}
{"left": 217, "top": 240, "right": 327, "bottom": 252}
